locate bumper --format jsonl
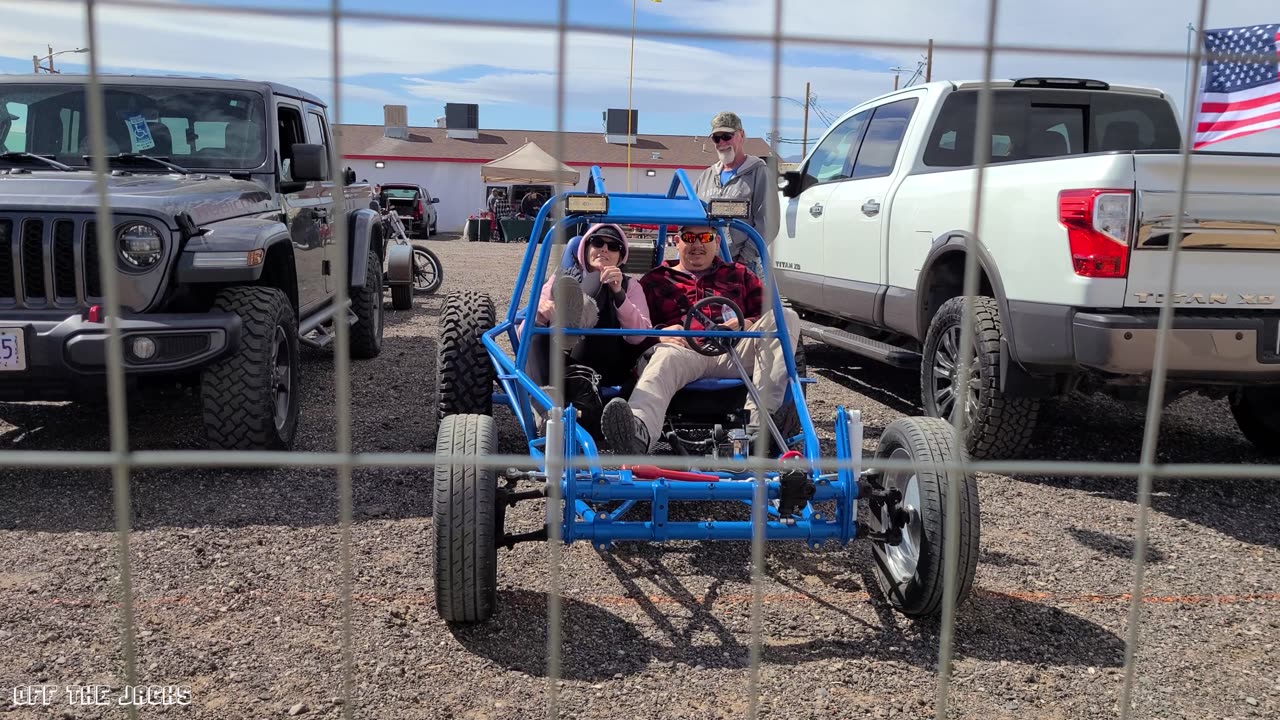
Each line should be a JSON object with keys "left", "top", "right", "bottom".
{"left": 1008, "top": 301, "right": 1280, "bottom": 382}
{"left": 0, "top": 310, "right": 241, "bottom": 401}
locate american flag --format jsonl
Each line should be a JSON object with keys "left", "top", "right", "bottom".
{"left": 1195, "top": 24, "right": 1280, "bottom": 149}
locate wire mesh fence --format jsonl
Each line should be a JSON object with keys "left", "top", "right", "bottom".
{"left": 2, "top": 0, "right": 1278, "bottom": 718}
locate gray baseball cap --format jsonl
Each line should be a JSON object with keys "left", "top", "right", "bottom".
{"left": 710, "top": 111, "right": 743, "bottom": 134}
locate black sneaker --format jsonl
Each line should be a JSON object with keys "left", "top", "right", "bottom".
{"left": 602, "top": 397, "right": 650, "bottom": 455}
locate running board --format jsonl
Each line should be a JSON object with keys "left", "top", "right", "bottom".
{"left": 299, "top": 300, "right": 357, "bottom": 349}
{"left": 799, "top": 320, "right": 920, "bottom": 368}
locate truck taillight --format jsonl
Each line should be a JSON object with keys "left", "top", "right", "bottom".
{"left": 1059, "top": 189, "right": 1133, "bottom": 278}
{"left": 414, "top": 199, "right": 424, "bottom": 219}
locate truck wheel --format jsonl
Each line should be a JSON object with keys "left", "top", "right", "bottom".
{"left": 921, "top": 296, "right": 1039, "bottom": 460}
{"left": 201, "top": 287, "right": 300, "bottom": 450}
{"left": 391, "top": 283, "right": 413, "bottom": 311}
{"left": 1228, "top": 387, "right": 1280, "bottom": 454}
{"left": 437, "top": 290, "right": 496, "bottom": 419}
{"left": 435, "top": 413, "right": 499, "bottom": 624}
{"left": 868, "top": 417, "right": 980, "bottom": 618}
{"left": 350, "top": 250, "right": 384, "bottom": 359}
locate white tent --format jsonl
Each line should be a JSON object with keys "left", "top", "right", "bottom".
{"left": 480, "top": 141, "right": 581, "bottom": 185}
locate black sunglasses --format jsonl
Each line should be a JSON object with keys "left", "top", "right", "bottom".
{"left": 710, "top": 132, "right": 735, "bottom": 143}
{"left": 587, "top": 236, "right": 623, "bottom": 252}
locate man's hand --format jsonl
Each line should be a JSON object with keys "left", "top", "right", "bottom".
{"left": 658, "top": 324, "right": 688, "bottom": 348}
{"left": 599, "top": 265, "right": 624, "bottom": 293}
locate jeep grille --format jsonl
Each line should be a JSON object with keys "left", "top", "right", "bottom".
{"left": 0, "top": 214, "right": 105, "bottom": 309}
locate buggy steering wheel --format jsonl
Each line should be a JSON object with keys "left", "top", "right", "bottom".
{"left": 684, "top": 296, "right": 745, "bottom": 357}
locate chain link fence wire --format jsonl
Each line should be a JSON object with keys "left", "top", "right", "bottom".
{"left": 4, "top": 0, "right": 1277, "bottom": 718}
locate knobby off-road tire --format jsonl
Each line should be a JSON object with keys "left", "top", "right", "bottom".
{"left": 1228, "top": 386, "right": 1280, "bottom": 454}
{"left": 434, "top": 413, "right": 499, "bottom": 624}
{"left": 350, "top": 250, "right": 384, "bottom": 359}
{"left": 921, "top": 296, "right": 1040, "bottom": 460}
{"left": 201, "top": 286, "right": 300, "bottom": 450}
{"left": 870, "top": 416, "right": 980, "bottom": 618}
{"left": 437, "top": 290, "right": 496, "bottom": 419}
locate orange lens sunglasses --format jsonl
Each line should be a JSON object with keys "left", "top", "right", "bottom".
{"left": 679, "top": 231, "right": 719, "bottom": 244}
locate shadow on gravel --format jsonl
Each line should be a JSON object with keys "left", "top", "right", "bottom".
{"left": 1068, "top": 527, "right": 1168, "bottom": 564}
{"left": 802, "top": 342, "right": 923, "bottom": 419}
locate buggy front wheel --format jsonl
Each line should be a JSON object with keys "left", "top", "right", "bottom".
{"left": 434, "top": 413, "right": 499, "bottom": 624}
{"left": 867, "top": 417, "right": 979, "bottom": 618}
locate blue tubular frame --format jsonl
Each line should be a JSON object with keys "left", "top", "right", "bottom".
{"left": 477, "top": 166, "right": 854, "bottom": 547}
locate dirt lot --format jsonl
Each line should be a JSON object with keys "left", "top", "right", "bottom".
{"left": 2, "top": 235, "right": 1278, "bottom": 720}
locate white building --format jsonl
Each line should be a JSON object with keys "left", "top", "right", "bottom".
{"left": 336, "top": 104, "right": 774, "bottom": 233}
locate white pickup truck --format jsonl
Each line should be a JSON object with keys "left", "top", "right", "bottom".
{"left": 772, "top": 76, "right": 1280, "bottom": 459}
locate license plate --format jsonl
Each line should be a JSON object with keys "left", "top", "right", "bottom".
{"left": 0, "top": 328, "right": 27, "bottom": 371}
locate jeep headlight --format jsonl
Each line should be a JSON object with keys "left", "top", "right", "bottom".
{"left": 117, "top": 223, "right": 164, "bottom": 269}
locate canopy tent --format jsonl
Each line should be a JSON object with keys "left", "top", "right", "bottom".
{"left": 480, "top": 141, "right": 581, "bottom": 185}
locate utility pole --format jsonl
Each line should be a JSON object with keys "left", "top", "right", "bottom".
{"left": 926, "top": 38, "right": 933, "bottom": 82}
{"left": 32, "top": 45, "right": 89, "bottom": 74}
{"left": 802, "top": 81, "right": 810, "bottom": 156}
{"left": 890, "top": 66, "right": 905, "bottom": 90}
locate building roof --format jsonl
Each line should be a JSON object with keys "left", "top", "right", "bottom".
{"left": 334, "top": 124, "right": 774, "bottom": 168}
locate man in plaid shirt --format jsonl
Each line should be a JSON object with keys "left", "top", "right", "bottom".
{"left": 602, "top": 225, "right": 800, "bottom": 455}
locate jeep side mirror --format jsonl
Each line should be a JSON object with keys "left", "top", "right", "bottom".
{"left": 290, "top": 143, "right": 329, "bottom": 183}
{"left": 779, "top": 170, "right": 803, "bottom": 199}
{"left": 431, "top": 197, "right": 440, "bottom": 204}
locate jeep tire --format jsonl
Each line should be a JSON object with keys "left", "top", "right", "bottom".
{"left": 201, "top": 287, "right": 300, "bottom": 450}
{"left": 920, "top": 296, "right": 1039, "bottom": 460}
{"left": 350, "top": 250, "right": 384, "bottom": 359}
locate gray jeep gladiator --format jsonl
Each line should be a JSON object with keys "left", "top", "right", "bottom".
{"left": 0, "top": 74, "right": 414, "bottom": 450}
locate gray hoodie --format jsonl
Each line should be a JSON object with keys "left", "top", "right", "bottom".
{"left": 693, "top": 154, "right": 779, "bottom": 268}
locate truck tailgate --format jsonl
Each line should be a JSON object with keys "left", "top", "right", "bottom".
{"left": 1127, "top": 153, "right": 1280, "bottom": 309}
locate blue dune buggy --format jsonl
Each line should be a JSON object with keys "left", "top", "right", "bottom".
{"left": 432, "top": 168, "right": 979, "bottom": 624}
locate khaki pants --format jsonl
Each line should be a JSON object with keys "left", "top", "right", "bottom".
{"left": 627, "top": 308, "right": 800, "bottom": 450}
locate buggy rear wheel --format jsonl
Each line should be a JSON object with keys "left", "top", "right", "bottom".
{"left": 868, "top": 417, "right": 979, "bottom": 618}
{"left": 437, "top": 290, "right": 496, "bottom": 419}
{"left": 434, "top": 413, "right": 499, "bottom": 624}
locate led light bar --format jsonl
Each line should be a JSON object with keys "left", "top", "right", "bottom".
{"left": 709, "top": 199, "right": 750, "bottom": 219}
{"left": 565, "top": 194, "right": 609, "bottom": 214}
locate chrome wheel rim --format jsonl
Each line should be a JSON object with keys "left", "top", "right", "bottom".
{"left": 932, "top": 324, "right": 980, "bottom": 423}
{"left": 413, "top": 249, "right": 438, "bottom": 291}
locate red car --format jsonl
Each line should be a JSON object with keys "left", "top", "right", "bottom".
{"left": 377, "top": 183, "right": 439, "bottom": 237}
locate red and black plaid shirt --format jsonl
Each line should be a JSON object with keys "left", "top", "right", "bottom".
{"left": 639, "top": 258, "right": 764, "bottom": 331}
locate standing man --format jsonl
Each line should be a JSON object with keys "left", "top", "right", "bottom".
{"left": 694, "top": 111, "right": 778, "bottom": 275}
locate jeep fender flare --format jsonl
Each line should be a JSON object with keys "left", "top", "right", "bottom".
{"left": 177, "top": 217, "right": 292, "bottom": 285}
{"left": 914, "top": 232, "right": 1046, "bottom": 395}
{"left": 347, "top": 207, "right": 382, "bottom": 289}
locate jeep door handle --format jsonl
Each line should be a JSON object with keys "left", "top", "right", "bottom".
{"left": 861, "top": 199, "right": 880, "bottom": 216}
{"left": 809, "top": 203, "right": 823, "bottom": 217}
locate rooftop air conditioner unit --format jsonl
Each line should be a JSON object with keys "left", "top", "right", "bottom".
{"left": 603, "top": 108, "right": 637, "bottom": 145}
{"left": 445, "top": 102, "right": 479, "bottom": 140}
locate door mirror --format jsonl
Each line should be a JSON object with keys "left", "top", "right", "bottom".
{"left": 290, "top": 143, "right": 329, "bottom": 183}
{"left": 779, "top": 170, "right": 803, "bottom": 199}
{"left": 431, "top": 197, "right": 440, "bottom": 204}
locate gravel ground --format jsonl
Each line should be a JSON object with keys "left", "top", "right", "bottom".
{"left": 1, "top": 235, "right": 1278, "bottom": 720}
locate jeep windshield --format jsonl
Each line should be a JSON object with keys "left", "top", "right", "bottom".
{"left": 0, "top": 83, "right": 267, "bottom": 171}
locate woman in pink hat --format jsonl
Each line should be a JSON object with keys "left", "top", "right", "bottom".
{"left": 519, "top": 223, "right": 651, "bottom": 444}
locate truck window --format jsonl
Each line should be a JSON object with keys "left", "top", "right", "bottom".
{"left": 851, "top": 98, "right": 918, "bottom": 179}
{"left": 277, "top": 105, "right": 306, "bottom": 181}
{"left": 923, "top": 88, "right": 1181, "bottom": 167}
{"left": 803, "top": 110, "right": 869, "bottom": 188}
{"left": 305, "top": 110, "right": 330, "bottom": 156}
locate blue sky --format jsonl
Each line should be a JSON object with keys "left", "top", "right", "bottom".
{"left": 2, "top": 0, "right": 1277, "bottom": 157}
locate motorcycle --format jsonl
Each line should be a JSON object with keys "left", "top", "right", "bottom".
{"left": 375, "top": 201, "right": 444, "bottom": 298}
